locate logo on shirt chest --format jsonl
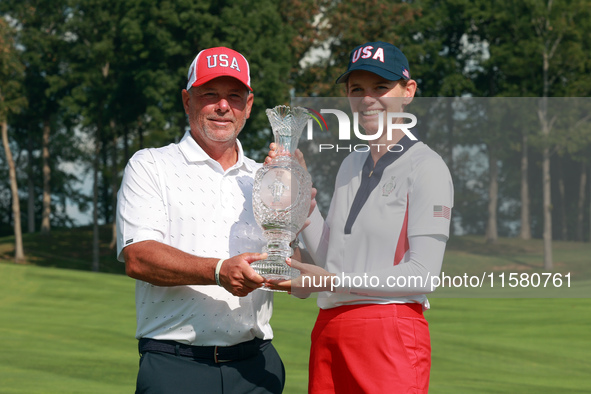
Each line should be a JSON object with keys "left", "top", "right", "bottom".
{"left": 382, "top": 176, "right": 396, "bottom": 196}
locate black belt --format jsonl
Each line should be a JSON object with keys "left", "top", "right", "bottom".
{"left": 138, "top": 337, "right": 268, "bottom": 363}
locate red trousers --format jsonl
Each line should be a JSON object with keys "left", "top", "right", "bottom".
{"left": 309, "top": 303, "right": 431, "bottom": 394}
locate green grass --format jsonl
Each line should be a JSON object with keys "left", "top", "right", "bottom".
{"left": 429, "top": 298, "right": 591, "bottom": 393}
{"left": 1, "top": 230, "right": 590, "bottom": 393}
{"left": 0, "top": 263, "right": 137, "bottom": 393}
{"left": 0, "top": 262, "right": 319, "bottom": 394}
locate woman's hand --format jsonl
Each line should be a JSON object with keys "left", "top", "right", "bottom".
{"left": 265, "top": 257, "right": 335, "bottom": 298}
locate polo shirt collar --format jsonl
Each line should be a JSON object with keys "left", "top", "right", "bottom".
{"left": 178, "top": 130, "right": 255, "bottom": 173}
{"left": 343, "top": 135, "right": 419, "bottom": 235}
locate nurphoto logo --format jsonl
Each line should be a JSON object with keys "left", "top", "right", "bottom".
{"left": 304, "top": 108, "right": 417, "bottom": 152}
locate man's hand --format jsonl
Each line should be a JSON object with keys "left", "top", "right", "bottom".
{"left": 218, "top": 253, "right": 267, "bottom": 297}
{"left": 264, "top": 143, "right": 307, "bottom": 170}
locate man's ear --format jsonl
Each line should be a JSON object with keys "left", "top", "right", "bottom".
{"left": 182, "top": 89, "right": 191, "bottom": 114}
{"left": 245, "top": 92, "right": 254, "bottom": 119}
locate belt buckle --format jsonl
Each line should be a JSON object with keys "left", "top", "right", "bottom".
{"left": 214, "top": 345, "right": 231, "bottom": 363}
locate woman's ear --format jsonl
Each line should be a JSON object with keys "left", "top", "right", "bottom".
{"left": 403, "top": 80, "right": 417, "bottom": 107}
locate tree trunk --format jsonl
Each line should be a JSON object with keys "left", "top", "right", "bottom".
{"left": 27, "top": 135, "right": 35, "bottom": 233}
{"left": 2, "top": 118, "right": 25, "bottom": 262}
{"left": 541, "top": 47, "right": 553, "bottom": 270}
{"left": 576, "top": 161, "right": 587, "bottom": 242}
{"left": 485, "top": 146, "right": 498, "bottom": 243}
{"left": 557, "top": 158, "right": 567, "bottom": 241}
{"left": 520, "top": 133, "right": 531, "bottom": 239}
{"left": 92, "top": 125, "right": 101, "bottom": 272}
{"left": 93, "top": 62, "right": 111, "bottom": 272}
{"left": 110, "top": 120, "right": 118, "bottom": 250}
{"left": 40, "top": 118, "right": 51, "bottom": 234}
{"left": 542, "top": 145, "right": 553, "bottom": 270}
{"left": 101, "top": 132, "right": 110, "bottom": 224}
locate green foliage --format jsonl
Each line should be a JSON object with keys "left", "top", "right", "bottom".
{"left": 0, "top": 16, "right": 27, "bottom": 235}
{"left": 0, "top": 17, "right": 26, "bottom": 118}
{"left": 292, "top": 0, "right": 421, "bottom": 97}
{"left": 0, "top": 0, "right": 90, "bottom": 233}
{"left": 467, "top": 0, "right": 591, "bottom": 97}
{"left": 1, "top": 0, "right": 301, "bottom": 235}
{"left": 61, "top": 0, "right": 297, "bottom": 158}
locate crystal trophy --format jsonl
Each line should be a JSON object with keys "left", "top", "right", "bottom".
{"left": 251, "top": 106, "right": 312, "bottom": 289}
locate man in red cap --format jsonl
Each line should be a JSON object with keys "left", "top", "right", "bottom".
{"left": 116, "top": 47, "right": 285, "bottom": 393}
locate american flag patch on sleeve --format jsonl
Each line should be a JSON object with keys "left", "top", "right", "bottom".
{"left": 433, "top": 205, "right": 451, "bottom": 220}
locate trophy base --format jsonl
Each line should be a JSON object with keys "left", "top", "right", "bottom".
{"left": 251, "top": 258, "right": 300, "bottom": 292}
{"left": 259, "top": 285, "right": 285, "bottom": 293}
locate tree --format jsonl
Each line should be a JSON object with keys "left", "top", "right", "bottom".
{"left": 292, "top": 0, "right": 480, "bottom": 229}
{"left": 531, "top": 0, "right": 589, "bottom": 268}
{"left": 467, "top": 1, "right": 537, "bottom": 242}
{"left": 57, "top": 0, "right": 299, "bottom": 269}
{"left": 469, "top": 0, "right": 591, "bottom": 267}
{"left": 293, "top": 0, "right": 420, "bottom": 97}
{"left": 0, "top": 17, "right": 27, "bottom": 262}
{"left": 560, "top": 99, "right": 591, "bottom": 242}
{"left": 1, "top": 0, "right": 77, "bottom": 235}
{"left": 63, "top": 0, "right": 124, "bottom": 271}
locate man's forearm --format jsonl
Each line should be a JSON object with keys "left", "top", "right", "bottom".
{"left": 124, "top": 240, "right": 218, "bottom": 286}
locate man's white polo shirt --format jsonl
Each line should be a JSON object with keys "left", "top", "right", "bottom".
{"left": 116, "top": 131, "right": 271, "bottom": 346}
{"left": 314, "top": 141, "right": 454, "bottom": 310}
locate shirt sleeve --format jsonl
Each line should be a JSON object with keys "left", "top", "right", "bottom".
{"left": 334, "top": 234, "right": 447, "bottom": 297}
{"left": 407, "top": 155, "right": 454, "bottom": 238}
{"left": 116, "top": 150, "right": 168, "bottom": 262}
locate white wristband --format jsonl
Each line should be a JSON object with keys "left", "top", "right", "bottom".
{"left": 215, "top": 259, "right": 225, "bottom": 287}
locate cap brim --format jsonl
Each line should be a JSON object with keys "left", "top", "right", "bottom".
{"left": 191, "top": 74, "right": 253, "bottom": 91}
{"left": 336, "top": 64, "right": 406, "bottom": 84}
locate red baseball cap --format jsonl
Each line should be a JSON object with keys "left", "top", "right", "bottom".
{"left": 186, "top": 47, "right": 252, "bottom": 91}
